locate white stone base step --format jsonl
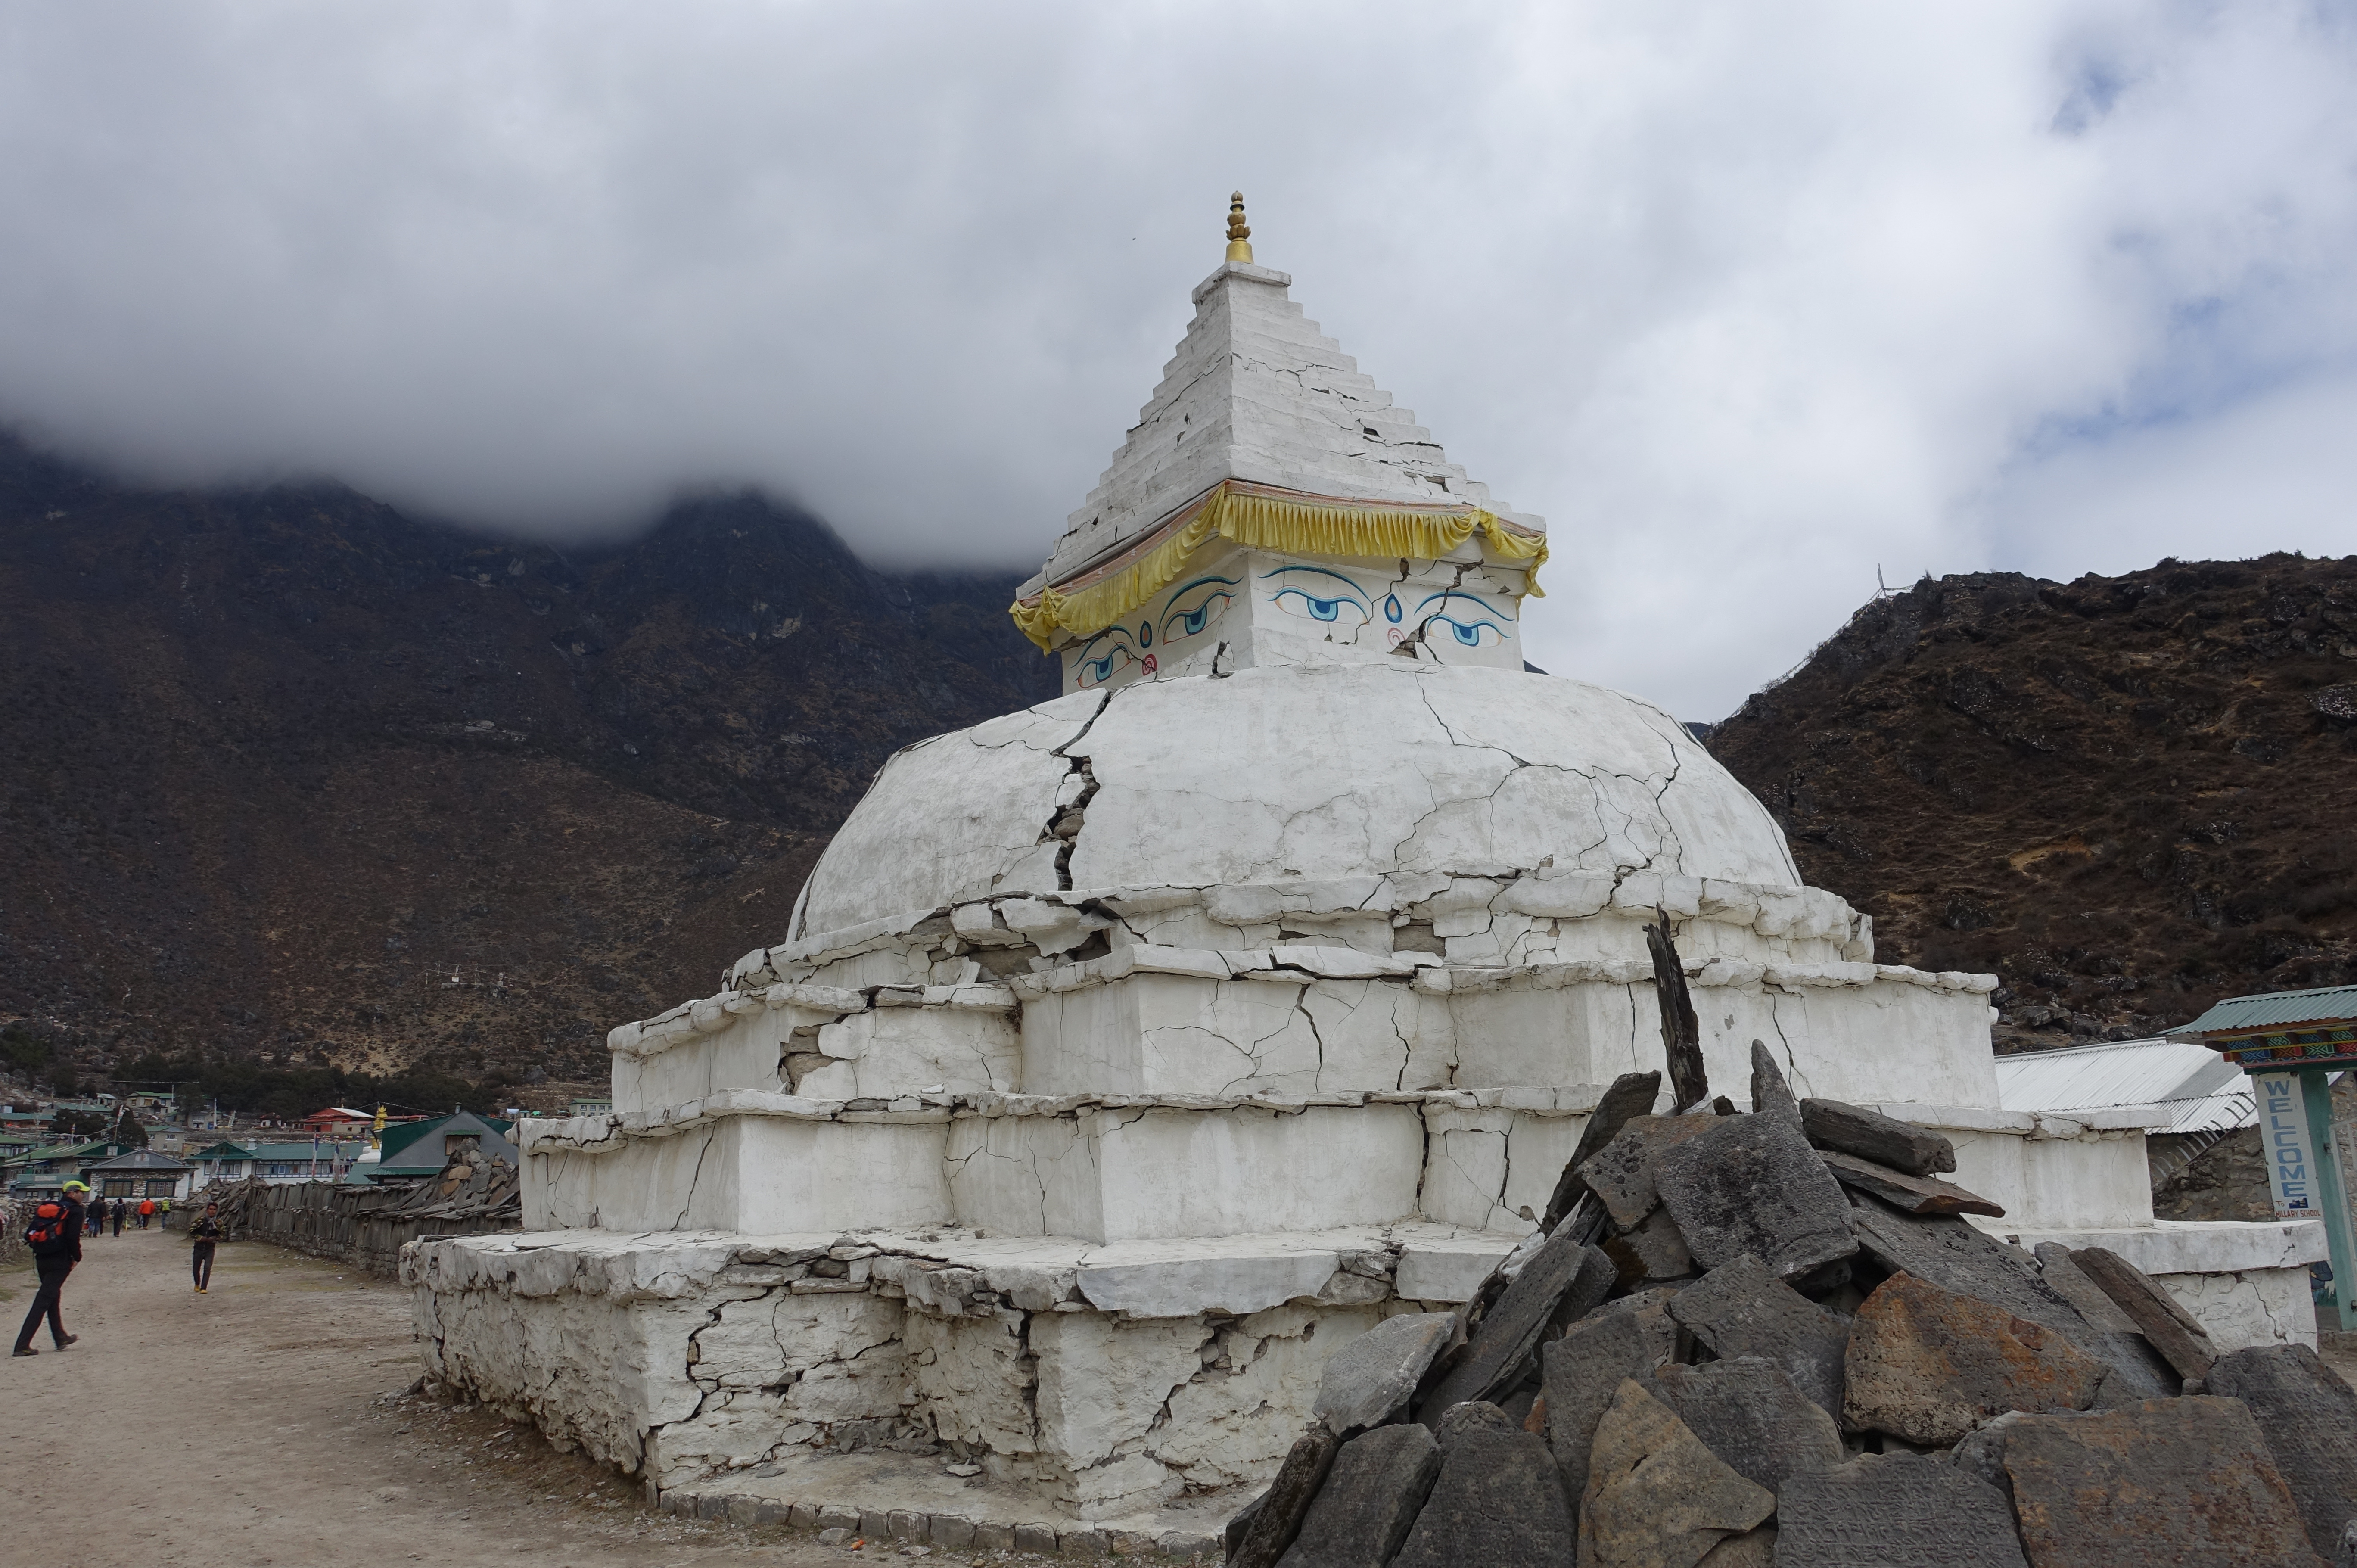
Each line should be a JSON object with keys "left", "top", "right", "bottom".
{"left": 655, "top": 1443, "right": 1236, "bottom": 1558}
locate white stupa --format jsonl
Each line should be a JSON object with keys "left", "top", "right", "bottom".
{"left": 409, "top": 199, "right": 2323, "bottom": 1531}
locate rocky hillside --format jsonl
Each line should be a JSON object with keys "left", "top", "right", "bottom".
{"left": 0, "top": 433, "right": 1056, "bottom": 1100}
{"left": 1707, "top": 555, "right": 2357, "bottom": 1049}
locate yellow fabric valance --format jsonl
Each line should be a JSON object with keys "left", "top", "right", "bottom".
{"left": 1009, "top": 480, "right": 1548, "bottom": 651}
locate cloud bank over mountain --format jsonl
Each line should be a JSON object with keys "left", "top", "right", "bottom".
{"left": 2, "top": 1, "right": 2352, "bottom": 716}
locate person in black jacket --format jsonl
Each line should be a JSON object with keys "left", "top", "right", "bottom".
{"left": 13, "top": 1180, "right": 87, "bottom": 1356}
{"left": 84, "top": 1195, "right": 107, "bottom": 1237}
{"left": 189, "top": 1202, "right": 223, "bottom": 1293}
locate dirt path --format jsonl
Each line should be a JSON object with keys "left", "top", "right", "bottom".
{"left": 0, "top": 1228, "right": 846, "bottom": 1568}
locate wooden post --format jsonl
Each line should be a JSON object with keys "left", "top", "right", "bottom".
{"left": 1644, "top": 916, "right": 1708, "bottom": 1114}
{"left": 2299, "top": 1067, "right": 2357, "bottom": 1334}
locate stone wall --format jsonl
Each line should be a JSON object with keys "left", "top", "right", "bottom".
{"left": 0, "top": 1196, "right": 33, "bottom": 1267}
{"left": 190, "top": 1157, "right": 519, "bottom": 1275}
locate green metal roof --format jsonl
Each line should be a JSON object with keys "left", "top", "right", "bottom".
{"left": 378, "top": 1112, "right": 510, "bottom": 1166}
{"left": 6, "top": 1139, "right": 131, "bottom": 1164}
{"left": 2177, "top": 984, "right": 2357, "bottom": 1037}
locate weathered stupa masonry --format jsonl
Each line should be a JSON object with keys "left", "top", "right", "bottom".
{"left": 404, "top": 198, "right": 2327, "bottom": 1541}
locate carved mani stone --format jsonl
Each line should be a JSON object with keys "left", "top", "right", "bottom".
{"left": 1578, "top": 1115, "right": 1722, "bottom": 1231}
{"left": 2003, "top": 1397, "right": 2318, "bottom": 1568}
{"left": 1695, "top": 1528, "right": 1775, "bottom": 1568}
{"left": 1542, "top": 1288, "right": 1682, "bottom": 1502}
{"left": 1819, "top": 1150, "right": 2006, "bottom": 1217}
{"left": 1852, "top": 1201, "right": 2187, "bottom": 1410}
{"left": 1229, "top": 1425, "right": 1340, "bottom": 1568}
{"left": 1542, "top": 1070, "right": 1664, "bottom": 1231}
{"left": 2206, "top": 1344, "right": 2357, "bottom": 1559}
{"left": 1417, "top": 1235, "right": 1613, "bottom": 1422}
{"left": 1776, "top": 1453, "right": 2028, "bottom": 1568}
{"left": 1847, "top": 1198, "right": 2090, "bottom": 1343}
{"left": 1799, "top": 1098, "right": 1957, "bottom": 1177}
{"left": 1639, "top": 1356, "right": 1844, "bottom": 1496}
{"left": 1388, "top": 1423, "right": 1573, "bottom": 1568}
{"left": 1316, "top": 1312, "right": 1458, "bottom": 1436}
{"left": 2023, "top": 1244, "right": 2179, "bottom": 1403}
{"left": 2067, "top": 1245, "right": 2217, "bottom": 1383}
{"left": 1601, "top": 1207, "right": 1695, "bottom": 1288}
{"left": 1653, "top": 1113, "right": 1858, "bottom": 1279}
{"left": 1844, "top": 1272, "right": 2105, "bottom": 1446}
{"left": 1275, "top": 1423, "right": 1442, "bottom": 1568}
{"left": 1748, "top": 1039, "right": 1802, "bottom": 1126}
{"left": 1577, "top": 1380, "right": 1773, "bottom": 1568}
{"left": 1431, "top": 1400, "right": 1515, "bottom": 1450}
{"left": 1668, "top": 1256, "right": 1851, "bottom": 1420}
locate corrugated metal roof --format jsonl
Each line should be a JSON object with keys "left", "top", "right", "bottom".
{"left": 2176, "top": 984, "right": 2357, "bottom": 1036}
{"left": 1994, "top": 1037, "right": 2256, "bottom": 1136}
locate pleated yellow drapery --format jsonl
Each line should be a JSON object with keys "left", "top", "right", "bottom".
{"left": 1009, "top": 480, "right": 1548, "bottom": 651}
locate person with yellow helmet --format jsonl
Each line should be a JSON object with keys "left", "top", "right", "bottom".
{"left": 13, "top": 1179, "right": 88, "bottom": 1356}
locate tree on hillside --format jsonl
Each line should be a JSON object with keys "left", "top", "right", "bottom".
{"left": 48, "top": 1106, "right": 108, "bottom": 1140}
{"left": 112, "top": 1107, "right": 149, "bottom": 1149}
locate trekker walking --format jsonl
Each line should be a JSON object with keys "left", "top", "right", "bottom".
{"left": 136, "top": 1198, "right": 155, "bottom": 1230}
{"left": 84, "top": 1196, "right": 106, "bottom": 1237}
{"left": 13, "top": 1180, "right": 87, "bottom": 1357}
{"left": 110, "top": 1198, "right": 125, "bottom": 1236}
{"left": 189, "top": 1202, "right": 222, "bottom": 1293}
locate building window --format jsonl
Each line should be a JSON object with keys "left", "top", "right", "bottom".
{"left": 105, "top": 1180, "right": 135, "bottom": 1197}
{"left": 145, "top": 1179, "right": 175, "bottom": 1197}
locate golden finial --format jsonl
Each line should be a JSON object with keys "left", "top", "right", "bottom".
{"left": 1225, "top": 192, "right": 1253, "bottom": 264}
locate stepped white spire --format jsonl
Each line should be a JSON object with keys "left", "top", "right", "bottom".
{"left": 1023, "top": 202, "right": 1542, "bottom": 598}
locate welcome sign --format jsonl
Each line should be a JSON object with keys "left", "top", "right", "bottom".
{"left": 2253, "top": 1070, "right": 2318, "bottom": 1215}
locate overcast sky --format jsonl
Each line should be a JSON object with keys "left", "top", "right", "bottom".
{"left": 3, "top": 2, "right": 2353, "bottom": 719}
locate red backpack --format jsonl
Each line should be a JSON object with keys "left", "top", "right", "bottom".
{"left": 23, "top": 1201, "right": 71, "bottom": 1253}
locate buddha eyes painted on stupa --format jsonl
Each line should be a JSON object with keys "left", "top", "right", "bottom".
{"left": 1071, "top": 572, "right": 1245, "bottom": 688}
{"left": 1259, "top": 564, "right": 1513, "bottom": 652}
{"left": 1064, "top": 553, "right": 1521, "bottom": 691}
{"left": 1264, "top": 566, "right": 1372, "bottom": 627}
{"left": 1072, "top": 627, "right": 1138, "bottom": 688}
{"left": 1158, "top": 576, "right": 1239, "bottom": 642}
{"left": 1413, "top": 589, "right": 1509, "bottom": 649}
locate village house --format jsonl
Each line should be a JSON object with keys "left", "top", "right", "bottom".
{"left": 302, "top": 1106, "right": 374, "bottom": 1139}
{"left": 3, "top": 1137, "right": 140, "bottom": 1195}
{"left": 86, "top": 1146, "right": 196, "bottom": 1202}
{"left": 186, "top": 1139, "right": 367, "bottom": 1187}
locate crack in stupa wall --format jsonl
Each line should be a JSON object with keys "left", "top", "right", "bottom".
{"left": 672, "top": 1127, "right": 716, "bottom": 1232}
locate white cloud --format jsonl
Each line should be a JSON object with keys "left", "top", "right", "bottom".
{"left": 0, "top": 0, "right": 2352, "bottom": 718}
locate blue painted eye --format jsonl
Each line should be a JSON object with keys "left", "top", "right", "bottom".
{"left": 1080, "top": 654, "right": 1117, "bottom": 684}
{"left": 1160, "top": 589, "right": 1233, "bottom": 641}
{"left": 1435, "top": 617, "right": 1505, "bottom": 649}
{"left": 1272, "top": 588, "right": 1369, "bottom": 626}
{"left": 1384, "top": 594, "right": 1402, "bottom": 624}
{"left": 1157, "top": 578, "right": 1239, "bottom": 643}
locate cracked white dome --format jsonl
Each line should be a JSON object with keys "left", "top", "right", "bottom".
{"left": 789, "top": 661, "right": 1800, "bottom": 940}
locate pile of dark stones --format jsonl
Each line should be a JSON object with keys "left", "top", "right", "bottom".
{"left": 1224, "top": 1044, "right": 2357, "bottom": 1568}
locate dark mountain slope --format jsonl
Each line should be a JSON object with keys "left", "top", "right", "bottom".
{"left": 0, "top": 434, "right": 1056, "bottom": 1091}
{"left": 1707, "top": 555, "right": 2357, "bottom": 1048}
